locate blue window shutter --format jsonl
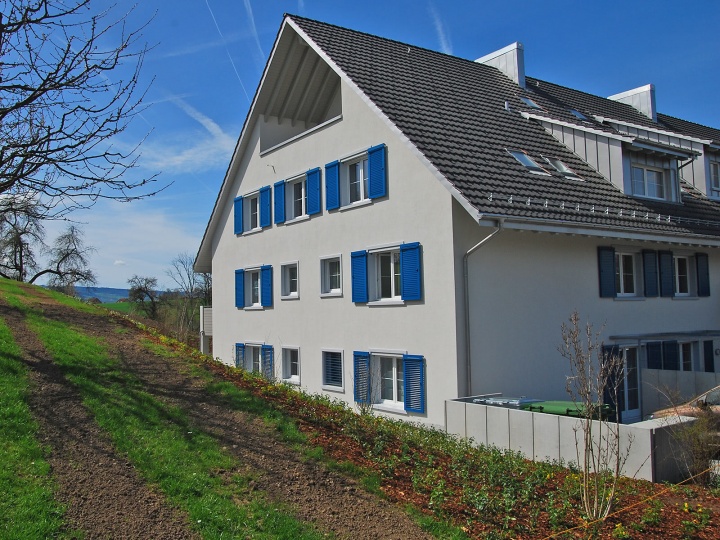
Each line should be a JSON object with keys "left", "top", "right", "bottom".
{"left": 597, "top": 246, "right": 616, "bottom": 298}
{"left": 260, "top": 265, "right": 273, "bottom": 307}
{"left": 325, "top": 160, "right": 340, "bottom": 210}
{"left": 353, "top": 351, "right": 371, "bottom": 403}
{"left": 704, "top": 340, "right": 715, "bottom": 373}
{"left": 400, "top": 242, "right": 422, "bottom": 301}
{"left": 274, "top": 181, "right": 286, "bottom": 224}
{"left": 642, "top": 250, "right": 658, "bottom": 297}
{"left": 367, "top": 144, "right": 387, "bottom": 199}
{"left": 235, "top": 269, "right": 245, "bottom": 308}
{"left": 647, "top": 341, "right": 662, "bottom": 369}
{"left": 696, "top": 253, "right": 710, "bottom": 297}
{"left": 261, "top": 345, "right": 274, "bottom": 379}
{"left": 306, "top": 167, "right": 321, "bottom": 215}
{"left": 601, "top": 345, "right": 622, "bottom": 418}
{"left": 259, "top": 186, "right": 271, "bottom": 228}
{"left": 662, "top": 341, "right": 679, "bottom": 371}
{"left": 351, "top": 250, "right": 368, "bottom": 303}
{"left": 234, "top": 196, "right": 244, "bottom": 234}
{"left": 403, "top": 355, "right": 425, "bottom": 413}
{"left": 658, "top": 251, "right": 674, "bottom": 297}
{"left": 235, "top": 343, "right": 245, "bottom": 368}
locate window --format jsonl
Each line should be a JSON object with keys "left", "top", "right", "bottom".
{"left": 647, "top": 341, "right": 680, "bottom": 371}
{"left": 674, "top": 256, "right": 690, "bottom": 296}
{"left": 615, "top": 253, "right": 637, "bottom": 296}
{"left": 710, "top": 161, "right": 720, "bottom": 192}
{"left": 508, "top": 150, "right": 550, "bottom": 175}
{"left": 353, "top": 351, "right": 426, "bottom": 413}
{"left": 322, "top": 350, "right": 343, "bottom": 390}
{"left": 680, "top": 342, "right": 693, "bottom": 371}
{"left": 235, "top": 343, "right": 274, "bottom": 378}
{"left": 519, "top": 96, "right": 541, "bottom": 109}
{"left": 544, "top": 156, "right": 583, "bottom": 180}
{"left": 281, "top": 262, "right": 299, "bottom": 299}
{"left": 351, "top": 242, "right": 422, "bottom": 303}
{"left": 234, "top": 266, "right": 273, "bottom": 308}
{"left": 282, "top": 348, "right": 300, "bottom": 383}
{"left": 233, "top": 187, "right": 271, "bottom": 234}
{"left": 274, "top": 169, "right": 321, "bottom": 224}
{"left": 320, "top": 255, "right": 342, "bottom": 296}
{"left": 631, "top": 165, "right": 667, "bottom": 200}
{"left": 570, "top": 109, "right": 588, "bottom": 120}
{"left": 325, "top": 144, "right": 387, "bottom": 210}
{"left": 246, "top": 345, "right": 261, "bottom": 372}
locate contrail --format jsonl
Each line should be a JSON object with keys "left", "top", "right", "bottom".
{"left": 205, "top": 0, "right": 251, "bottom": 104}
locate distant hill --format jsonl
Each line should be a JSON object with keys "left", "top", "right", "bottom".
{"left": 74, "top": 286, "right": 130, "bottom": 303}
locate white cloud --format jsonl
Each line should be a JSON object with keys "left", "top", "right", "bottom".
{"left": 113, "top": 260, "right": 126, "bottom": 266}
{"left": 428, "top": 3, "right": 452, "bottom": 55}
{"left": 138, "top": 98, "right": 236, "bottom": 175}
{"left": 243, "top": 0, "right": 265, "bottom": 61}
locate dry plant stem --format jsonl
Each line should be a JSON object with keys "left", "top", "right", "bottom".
{"left": 560, "top": 311, "right": 630, "bottom": 521}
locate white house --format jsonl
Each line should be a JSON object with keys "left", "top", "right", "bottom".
{"left": 195, "top": 15, "right": 720, "bottom": 428}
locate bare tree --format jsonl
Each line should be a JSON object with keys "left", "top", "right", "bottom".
{"left": 559, "top": 312, "right": 630, "bottom": 521}
{"left": 39, "top": 224, "right": 96, "bottom": 287}
{"left": 166, "top": 252, "right": 201, "bottom": 342}
{"left": 0, "top": 0, "right": 161, "bottom": 218}
{"left": 128, "top": 275, "right": 160, "bottom": 319}
{"left": 0, "top": 202, "right": 44, "bottom": 280}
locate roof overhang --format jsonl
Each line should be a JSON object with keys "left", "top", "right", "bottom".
{"left": 521, "top": 112, "right": 631, "bottom": 142}
{"left": 594, "top": 115, "right": 713, "bottom": 145}
{"left": 609, "top": 330, "right": 720, "bottom": 342}
{"left": 625, "top": 139, "right": 700, "bottom": 159}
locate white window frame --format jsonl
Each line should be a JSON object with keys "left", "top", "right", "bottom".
{"left": 242, "top": 266, "right": 265, "bottom": 310}
{"left": 282, "top": 347, "right": 300, "bottom": 384}
{"left": 367, "top": 244, "right": 402, "bottom": 303}
{"left": 244, "top": 192, "right": 260, "bottom": 232}
{"left": 285, "top": 174, "right": 307, "bottom": 222}
{"left": 320, "top": 254, "right": 342, "bottom": 297}
{"left": 321, "top": 349, "right": 344, "bottom": 392}
{"left": 710, "top": 160, "right": 720, "bottom": 195}
{"left": 508, "top": 149, "right": 550, "bottom": 175}
{"left": 679, "top": 342, "right": 694, "bottom": 372}
{"left": 280, "top": 261, "right": 299, "bottom": 300}
{"left": 631, "top": 164, "right": 668, "bottom": 200}
{"left": 543, "top": 156, "right": 583, "bottom": 180}
{"left": 245, "top": 344, "right": 262, "bottom": 373}
{"left": 673, "top": 255, "right": 693, "bottom": 297}
{"left": 339, "top": 153, "right": 370, "bottom": 209}
{"left": 615, "top": 252, "right": 638, "bottom": 297}
{"left": 374, "top": 353, "right": 404, "bottom": 407}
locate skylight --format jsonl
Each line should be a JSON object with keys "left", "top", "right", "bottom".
{"left": 570, "top": 109, "right": 588, "bottom": 120}
{"left": 519, "top": 96, "right": 542, "bottom": 109}
{"left": 508, "top": 150, "right": 549, "bottom": 174}
{"left": 544, "top": 156, "right": 583, "bottom": 180}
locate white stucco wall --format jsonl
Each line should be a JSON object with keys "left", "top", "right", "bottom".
{"left": 209, "top": 80, "right": 461, "bottom": 427}
{"left": 461, "top": 227, "right": 720, "bottom": 418}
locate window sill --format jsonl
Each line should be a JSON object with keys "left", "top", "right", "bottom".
{"left": 322, "top": 385, "right": 345, "bottom": 393}
{"left": 244, "top": 305, "right": 264, "bottom": 311}
{"left": 338, "top": 199, "right": 372, "bottom": 212}
{"left": 373, "top": 403, "right": 407, "bottom": 415}
{"left": 368, "top": 299, "right": 405, "bottom": 307}
{"left": 280, "top": 294, "right": 299, "bottom": 301}
{"left": 672, "top": 295, "right": 698, "bottom": 301}
{"left": 320, "top": 291, "right": 343, "bottom": 298}
{"left": 613, "top": 296, "right": 645, "bottom": 302}
{"left": 282, "top": 377, "right": 300, "bottom": 386}
{"left": 283, "top": 215, "right": 310, "bottom": 226}
{"left": 242, "top": 227, "right": 263, "bottom": 236}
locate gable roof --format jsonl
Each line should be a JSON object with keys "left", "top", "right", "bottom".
{"left": 196, "top": 15, "right": 720, "bottom": 270}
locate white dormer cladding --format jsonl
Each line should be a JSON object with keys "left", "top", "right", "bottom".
{"left": 608, "top": 84, "right": 657, "bottom": 121}
{"left": 476, "top": 42, "right": 525, "bottom": 88}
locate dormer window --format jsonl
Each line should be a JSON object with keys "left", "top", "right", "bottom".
{"left": 631, "top": 165, "right": 667, "bottom": 200}
{"left": 570, "top": 109, "right": 588, "bottom": 120}
{"left": 519, "top": 96, "right": 542, "bottom": 109}
{"left": 508, "top": 150, "right": 550, "bottom": 175}
{"left": 710, "top": 160, "right": 720, "bottom": 194}
{"left": 543, "top": 156, "right": 583, "bottom": 180}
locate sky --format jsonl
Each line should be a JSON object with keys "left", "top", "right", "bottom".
{"left": 41, "top": 0, "right": 720, "bottom": 289}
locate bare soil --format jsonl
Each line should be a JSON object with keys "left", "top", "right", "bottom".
{"left": 1, "top": 287, "right": 431, "bottom": 539}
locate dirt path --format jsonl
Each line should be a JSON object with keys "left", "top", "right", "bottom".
{"left": 3, "top": 291, "right": 432, "bottom": 540}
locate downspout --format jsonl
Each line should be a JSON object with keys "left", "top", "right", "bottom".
{"left": 463, "top": 219, "right": 504, "bottom": 396}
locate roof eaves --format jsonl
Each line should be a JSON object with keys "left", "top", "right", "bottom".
{"left": 521, "top": 111, "right": 631, "bottom": 141}
{"left": 594, "top": 115, "right": 712, "bottom": 145}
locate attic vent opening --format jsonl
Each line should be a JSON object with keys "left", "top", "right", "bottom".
{"left": 258, "top": 27, "right": 342, "bottom": 152}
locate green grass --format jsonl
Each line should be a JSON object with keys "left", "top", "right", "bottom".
{"left": 103, "top": 301, "right": 134, "bottom": 314}
{"left": 0, "top": 317, "right": 67, "bottom": 539}
{"left": 18, "top": 304, "right": 323, "bottom": 539}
